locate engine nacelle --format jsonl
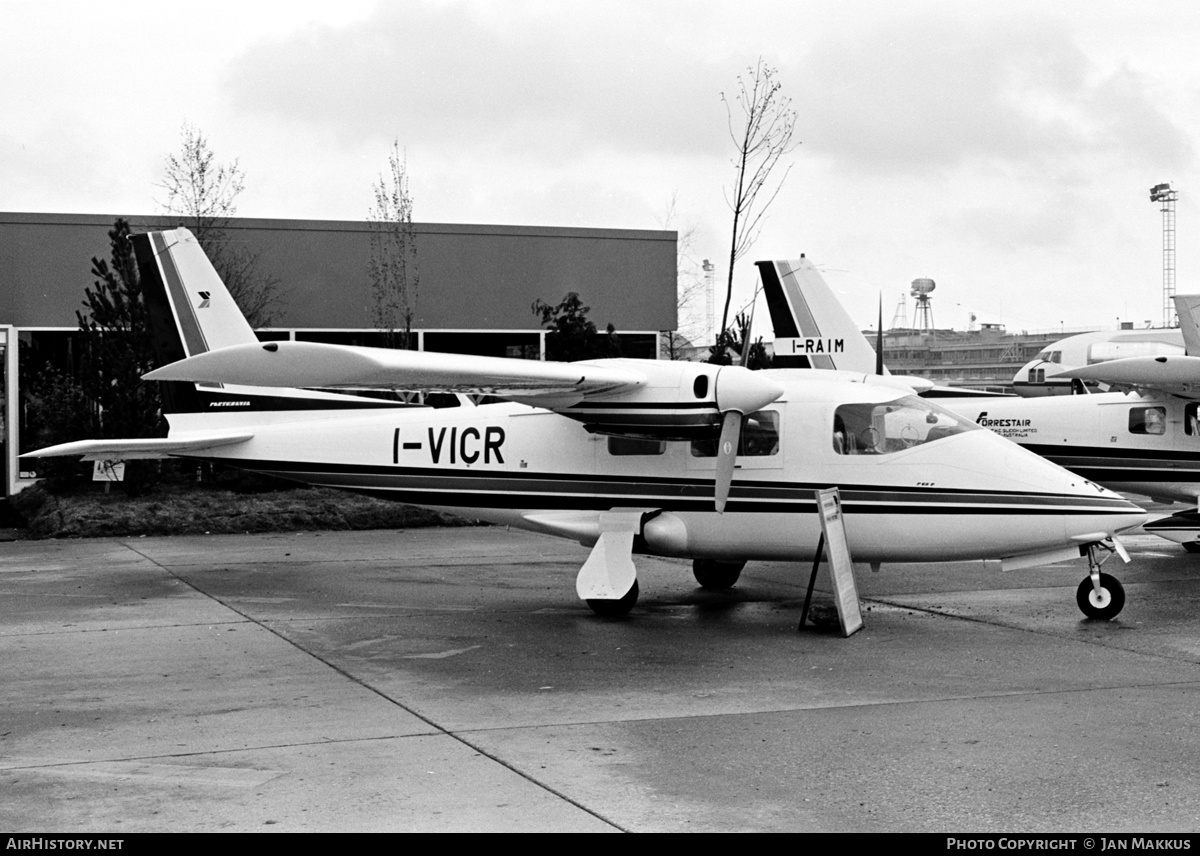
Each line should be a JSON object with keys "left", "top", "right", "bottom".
{"left": 641, "top": 511, "right": 692, "bottom": 556}
{"left": 550, "top": 359, "right": 783, "bottom": 440}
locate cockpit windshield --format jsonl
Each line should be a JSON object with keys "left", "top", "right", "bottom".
{"left": 832, "top": 395, "right": 980, "bottom": 455}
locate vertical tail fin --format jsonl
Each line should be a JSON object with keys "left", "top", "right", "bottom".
{"left": 134, "top": 228, "right": 402, "bottom": 416}
{"left": 756, "top": 258, "right": 881, "bottom": 373}
{"left": 134, "top": 228, "right": 259, "bottom": 362}
{"left": 1173, "top": 295, "right": 1200, "bottom": 357}
{"left": 135, "top": 228, "right": 250, "bottom": 414}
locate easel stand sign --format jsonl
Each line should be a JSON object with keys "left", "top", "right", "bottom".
{"left": 799, "top": 488, "right": 864, "bottom": 637}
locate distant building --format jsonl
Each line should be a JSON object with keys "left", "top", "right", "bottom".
{"left": 0, "top": 212, "right": 677, "bottom": 495}
{"left": 869, "top": 324, "right": 1088, "bottom": 393}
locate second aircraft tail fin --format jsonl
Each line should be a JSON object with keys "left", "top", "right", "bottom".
{"left": 755, "top": 258, "right": 881, "bottom": 373}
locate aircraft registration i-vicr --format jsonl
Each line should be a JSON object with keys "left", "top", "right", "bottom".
{"left": 27, "top": 229, "right": 1147, "bottom": 622}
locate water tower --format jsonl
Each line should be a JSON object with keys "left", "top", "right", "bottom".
{"left": 911, "top": 278, "right": 936, "bottom": 331}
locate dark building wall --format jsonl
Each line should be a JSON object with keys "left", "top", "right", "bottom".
{"left": 0, "top": 213, "right": 677, "bottom": 331}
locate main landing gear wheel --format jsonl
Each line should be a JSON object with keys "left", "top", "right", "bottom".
{"left": 586, "top": 580, "right": 639, "bottom": 616}
{"left": 1076, "top": 573, "right": 1125, "bottom": 621}
{"left": 692, "top": 559, "right": 746, "bottom": 590}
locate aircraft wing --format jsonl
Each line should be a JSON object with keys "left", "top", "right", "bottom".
{"left": 144, "top": 341, "right": 785, "bottom": 513}
{"left": 145, "top": 341, "right": 645, "bottom": 404}
{"left": 24, "top": 431, "right": 254, "bottom": 461}
{"left": 1050, "top": 355, "right": 1200, "bottom": 398}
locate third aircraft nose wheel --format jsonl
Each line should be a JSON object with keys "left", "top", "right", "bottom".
{"left": 1076, "top": 542, "right": 1126, "bottom": 621}
{"left": 1076, "top": 573, "right": 1125, "bottom": 621}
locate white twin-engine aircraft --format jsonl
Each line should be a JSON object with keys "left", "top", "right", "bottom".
{"left": 29, "top": 229, "right": 1146, "bottom": 621}
{"left": 761, "top": 255, "right": 1200, "bottom": 557}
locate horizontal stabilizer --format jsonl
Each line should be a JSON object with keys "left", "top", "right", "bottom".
{"left": 864, "top": 374, "right": 935, "bottom": 394}
{"left": 145, "top": 341, "right": 644, "bottom": 400}
{"left": 1051, "top": 355, "right": 1200, "bottom": 398}
{"left": 25, "top": 432, "right": 254, "bottom": 461}
{"left": 1144, "top": 510, "right": 1200, "bottom": 544}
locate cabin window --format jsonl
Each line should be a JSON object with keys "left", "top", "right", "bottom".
{"left": 833, "top": 395, "right": 978, "bottom": 455}
{"left": 1129, "top": 406, "right": 1166, "bottom": 435}
{"left": 690, "top": 411, "right": 779, "bottom": 458}
{"left": 1188, "top": 404, "right": 1200, "bottom": 437}
{"left": 607, "top": 436, "right": 666, "bottom": 456}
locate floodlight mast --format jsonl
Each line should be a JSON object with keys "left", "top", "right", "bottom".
{"left": 1150, "top": 182, "right": 1178, "bottom": 327}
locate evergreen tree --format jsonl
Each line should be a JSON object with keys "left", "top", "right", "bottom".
{"left": 76, "top": 218, "right": 163, "bottom": 443}
{"left": 532, "top": 293, "right": 622, "bottom": 362}
{"left": 707, "top": 311, "right": 772, "bottom": 369}
{"left": 26, "top": 219, "right": 164, "bottom": 493}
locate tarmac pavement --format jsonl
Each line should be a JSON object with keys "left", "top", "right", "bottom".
{"left": 2, "top": 525, "right": 1200, "bottom": 832}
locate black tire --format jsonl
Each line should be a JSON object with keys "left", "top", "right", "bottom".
{"left": 1183, "top": 540, "right": 1200, "bottom": 554}
{"left": 586, "top": 580, "right": 639, "bottom": 616}
{"left": 1076, "top": 573, "right": 1125, "bottom": 620}
{"left": 693, "top": 559, "right": 746, "bottom": 590}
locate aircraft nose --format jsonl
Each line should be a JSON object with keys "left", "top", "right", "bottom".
{"left": 990, "top": 440, "right": 1148, "bottom": 541}
{"left": 1101, "top": 492, "right": 1148, "bottom": 532}
{"left": 1060, "top": 480, "right": 1147, "bottom": 539}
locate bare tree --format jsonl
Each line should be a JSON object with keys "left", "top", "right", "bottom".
{"left": 157, "top": 122, "right": 281, "bottom": 328}
{"left": 719, "top": 59, "right": 799, "bottom": 338}
{"left": 367, "top": 142, "right": 420, "bottom": 349}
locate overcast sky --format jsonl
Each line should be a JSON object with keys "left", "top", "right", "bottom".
{"left": 3, "top": 0, "right": 1198, "bottom": 339}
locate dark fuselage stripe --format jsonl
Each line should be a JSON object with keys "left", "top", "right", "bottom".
{"left": 1022, "top": 445, "right": 1200, "bottom": 482}
{"left": 198, "top": 457, "right": 1135, "bottom": 515}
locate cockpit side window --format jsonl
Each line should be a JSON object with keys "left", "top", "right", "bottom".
{"left": 833, "top": 396, "right": 979, "bottom": 455}
{"left": 1130, "top": 406, "right": 1166, "bottom": 435}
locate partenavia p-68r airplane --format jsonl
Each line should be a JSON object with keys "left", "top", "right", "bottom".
{"left": 29, "top": 230, "right": 1146, "bottom": 620}
{"left": 758, "top": 256, "right": 1200, "bottom": 556}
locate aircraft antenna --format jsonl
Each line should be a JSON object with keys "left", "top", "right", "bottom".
{"left": 1150, "top": 183, "right": 1178, "bottom": 327}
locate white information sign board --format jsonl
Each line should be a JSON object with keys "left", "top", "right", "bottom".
{"left": 815, "top": 488, "right": 863, "bottom": 637}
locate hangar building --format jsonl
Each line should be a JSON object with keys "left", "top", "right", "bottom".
{"left": 0, "top": 212, "right": 678, "bottom": 496}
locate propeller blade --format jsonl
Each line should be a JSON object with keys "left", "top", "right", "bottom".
{"left": 714, "top": 410, "right": 743, "bottom": 513}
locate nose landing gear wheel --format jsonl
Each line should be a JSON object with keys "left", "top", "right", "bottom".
{"left": 587, "top": 580, "right": 639, "bottom": 616}
{"left": 692, "top": 559, "right": 746, "bottom": 590}
{"left": 1076, "top": 573, "right": 1125, "bottom": 620}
